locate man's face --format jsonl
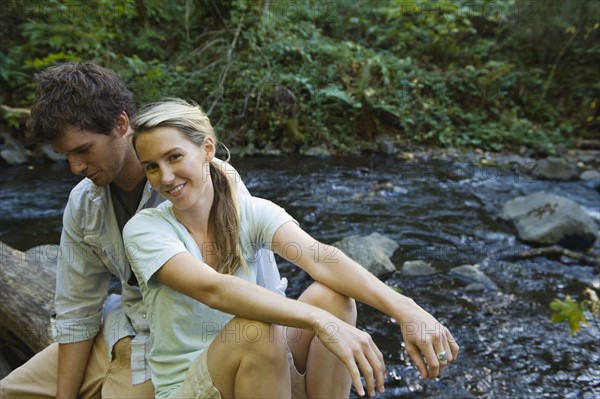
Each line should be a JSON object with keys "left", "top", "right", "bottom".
{"left": 51, "top": 126, "right": 129, "bottom": 187}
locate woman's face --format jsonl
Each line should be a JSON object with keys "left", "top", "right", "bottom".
{"left": 135, "top": 126, "right": 215, "bottom": 211}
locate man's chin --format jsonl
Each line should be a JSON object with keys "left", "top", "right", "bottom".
{"left": 88, "top": 175, "right": 109, "bottom": 187}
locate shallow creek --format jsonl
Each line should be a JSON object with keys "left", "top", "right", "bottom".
{"left": 1, "top": 155, "right": 599, "bottom": 398}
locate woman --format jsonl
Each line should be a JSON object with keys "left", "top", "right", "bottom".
{"left": 123, "top": 99, "right": 458, "bottom": 399}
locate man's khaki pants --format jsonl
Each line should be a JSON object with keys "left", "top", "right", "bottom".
{"left": 0, "top": 333, "right": 154, "bottom": 398}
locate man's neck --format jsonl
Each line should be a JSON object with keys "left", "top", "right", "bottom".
{"left": 112, "top": 161, "right": 146, "bottom": 192}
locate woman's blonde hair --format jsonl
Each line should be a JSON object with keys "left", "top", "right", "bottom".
{"left": 132, "top": 98, "right": 246, "bottom": 275}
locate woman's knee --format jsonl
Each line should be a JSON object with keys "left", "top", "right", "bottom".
{"left": 299, "top": 282, "right": 357, "bottom": 325}
{"left": 208, "top": 319, "right": 289, "bottom": 398}
{"left": 226, "top": 318, "right": 288, "bottom": 362}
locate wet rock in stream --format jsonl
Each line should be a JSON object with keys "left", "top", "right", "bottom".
{"left": 501, "top": 191, "right": 599, "bottom": 251}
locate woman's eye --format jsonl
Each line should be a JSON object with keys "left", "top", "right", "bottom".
{"left": 169, "top": 153, "right": 182, "bottom": 162}
{"left": 145, "top": 164, "right": 158, "bottom": 172}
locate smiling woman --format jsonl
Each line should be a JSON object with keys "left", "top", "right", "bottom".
{"left": 124, "top": 99, "right": 458, "bottom": 399}
{"left": 135, "top": 127, "right": 214, "bottom": 213}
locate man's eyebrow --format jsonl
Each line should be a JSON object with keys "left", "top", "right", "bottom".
{"left": 67, "top": 143, "right": 90, "bottom": 154}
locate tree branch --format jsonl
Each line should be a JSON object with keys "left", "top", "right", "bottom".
{"left": 208, "top": 11, "right": 245, "bottom": 115}
{"left": 501, "top": 245, "right": 600, "bottom": 268}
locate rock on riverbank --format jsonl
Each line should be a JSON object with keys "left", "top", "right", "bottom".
{"left": 501, "top": 192, "right": 599, "bottom": 251}
{"left": 332, "top": 232, "right": 398, "bottom": 278}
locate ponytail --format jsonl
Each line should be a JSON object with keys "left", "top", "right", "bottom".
{"left": 207, "top": 162, "right": 247, "bottom": 275}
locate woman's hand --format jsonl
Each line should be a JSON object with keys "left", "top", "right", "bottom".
{"left": 314, "top": 319, "right": 386, "bottom": 397}
{"left": 395, "top": 301, "right": 459, "bottom": 379}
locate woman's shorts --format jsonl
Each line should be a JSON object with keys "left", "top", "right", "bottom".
{"left": 171, "top": 347, "right": 308, "bottom": 399}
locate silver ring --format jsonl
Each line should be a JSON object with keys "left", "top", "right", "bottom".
{"left": 437, "top": 351, "right": 448, "bottom": 362}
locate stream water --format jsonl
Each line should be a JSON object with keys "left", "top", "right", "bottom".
{"left": 1, "top": 155, "right": 599, "bottom": 398}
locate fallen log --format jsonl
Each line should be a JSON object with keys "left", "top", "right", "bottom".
{"left": 0, "top": 242, "right": 56, "bottom": 355}
{"left": 0, "top": 104, "right": 31, "bottom": 120}
{"left": 576, "top": 139, "right": 600, "bottom": 150}
{"left": 500, "top": 244, "right": 600, "bottom": 269}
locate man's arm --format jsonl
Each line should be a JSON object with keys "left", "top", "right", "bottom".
{"left": 56, "top": 340, "right": 94, "bottom": 399}
{"left": 53, "top": 190, "right": 112, "bottom": 396}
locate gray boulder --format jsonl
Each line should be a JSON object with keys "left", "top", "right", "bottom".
{"left": 401, "top": 260, "right": 437, "bottom": 276}
{"left": 302, "top": 146, "right": 332, "bottom": 158}
{"left": 501, "top": 192, "right": 598, "bottom": 251}
{"left": 580, "top": 169, "right": 600, "bottom": 182}
{"left": 0, "top": 149, "right": 27, "bottom": 165}
{"left": 332, "top": 232, "right": 398, "bottom": 277}
{"left": 535, "top": 157, "right": 578, "bottom": 180}
{"left": 376, "top": 139, "right": 396, "bottom": 155}
{"left": 1, "top": 132, "right": 28, "bottom": 165}
{"left": 448, "top": 264, "right": 498, "bottom": 291}
{"left": 36, "top": 143, "right": 67, "bottom": 162}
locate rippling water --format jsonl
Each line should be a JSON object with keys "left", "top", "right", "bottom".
{"left": 0, "top": 165, "right": 79, "bottom": 248}
{"left": 1, "top": 156, "right": 599, "bottom": 398}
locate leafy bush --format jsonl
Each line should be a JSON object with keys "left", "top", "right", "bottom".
{"left": 1, "top": 0, "right": 598, "bottom": 154}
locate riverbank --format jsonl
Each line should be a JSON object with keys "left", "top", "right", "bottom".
{"left": 3, "top": 127, "right": 599, "bottom": 188}
{"left": 2, "top": 153, "right": 599, "bottom": 398}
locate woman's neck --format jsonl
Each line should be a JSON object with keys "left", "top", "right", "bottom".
{"left": 174, "top": 184, "right": 214, "bottom": 239}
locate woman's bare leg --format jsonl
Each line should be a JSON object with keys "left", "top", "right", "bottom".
{"left": 207, "top": 317, "right": 291, "bottom": 398}
{"left": 287, "top": 282, "right": 357, "bottom": 398}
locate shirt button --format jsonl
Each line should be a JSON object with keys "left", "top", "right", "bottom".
{"left": 141, "top": 313, "right": 147, "bottom": 318}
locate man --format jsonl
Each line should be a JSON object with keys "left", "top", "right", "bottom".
{"left": 0, "top": 62, "right": 283, "bottom": 398}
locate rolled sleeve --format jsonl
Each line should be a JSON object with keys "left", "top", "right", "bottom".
{"left": 52, "top": 312, "right": 102, "bottom": 343}
{"left": 53, "top": 200, "right": 111, "bottom": 343}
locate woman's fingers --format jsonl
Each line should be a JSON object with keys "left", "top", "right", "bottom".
{"left": 354, "top": 342, "right": 386, "bottom": 396}
{"left": 408, "top": 340, "right": 442, "bottom": 379}
{"left": 437, "top": 327, "right": 459, "bottom": 374}
{"left": 405, "top": 342, "right": 428, "bottom": 379}
{"left": 366, "top": 340, "right": 386, "bottom": 394}
{"left": 327, "top": 327, "right": 386, "bottom": 397}
{"left": 346, "top": 359, "right": 366, "bottom": 397}
{"left": 423, "top": 341, "right": 441, "bottom": 379}
{"left": 404, "top": 325, "right": 459, "bottom": 380}
{"left": 355, "top": 354, "right": 375, "bottom": 396}
{"left": 433, "top": 335, "right": 447, "bottom": 377}
{"left": 447, "top": 328, "right": 460, "bottom": 361}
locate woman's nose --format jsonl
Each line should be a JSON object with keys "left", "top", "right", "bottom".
{"left": 160, "top": 167, "right": 175, "bottom": 185}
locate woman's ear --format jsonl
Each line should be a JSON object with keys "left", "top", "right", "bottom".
{"left": 203, "top": 136, "right": 216, "bottom": 161}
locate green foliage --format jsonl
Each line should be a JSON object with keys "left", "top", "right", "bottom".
{"left": 1, "top": 0, "right": 598, "bottom": 153}
{"left": 550, "top": 288, "right": 600, "bottom": 335}
{"left": 391, "top": 286, "right": 404, "bottom": 294}
{"left": 550, "top": 296, "right": 589, "bottom": 335}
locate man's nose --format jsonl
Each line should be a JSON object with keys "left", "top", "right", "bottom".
{"left": 68, "top": 155, "right": 86, "bottom": 176}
